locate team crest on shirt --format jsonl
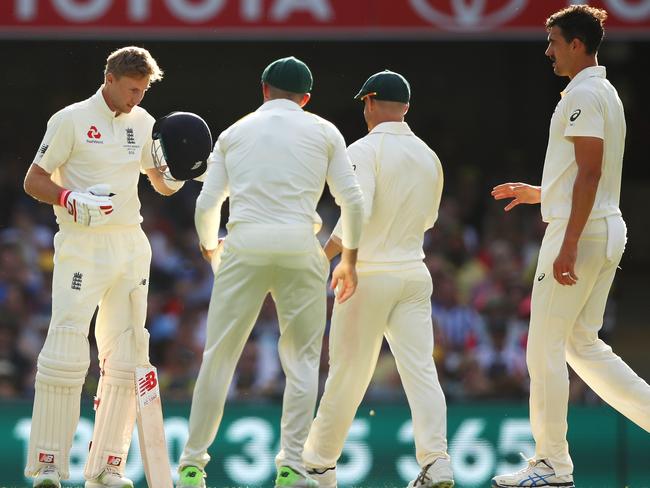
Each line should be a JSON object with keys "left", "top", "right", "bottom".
{"left": 123, "top": 127, "right": 140, "bottom": 155}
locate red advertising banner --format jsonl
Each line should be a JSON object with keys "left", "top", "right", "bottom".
{"left": 1, "top": 0, "right": 649, "bottom": 39}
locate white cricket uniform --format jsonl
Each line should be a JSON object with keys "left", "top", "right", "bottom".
{"left": 180, "top": 98, "right": 364, "bottom": 474}
{"left": 25, "top": 87, "right": 156, "bottom": 480}
{"left": 528, "top": 66, "right": 650, "bottom": 476}
{"left": 303, "top": 121, "right": 450, "bottom": 472}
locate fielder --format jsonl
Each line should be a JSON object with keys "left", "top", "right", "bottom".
{"left": 23, "top": 46, "right": 187, "bottom": 488}
{"left": 491, "top": 6, "right": 650, "bottom": 487}
{"left": 176, "top": 56, "right": 364, "bottom": 488}
{"left": 302, "top": 70, "right": 454, "bottom": 488}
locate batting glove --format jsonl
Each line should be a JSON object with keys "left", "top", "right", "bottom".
{"left": 59, "top": 185, "right": 114, "bottom": 226}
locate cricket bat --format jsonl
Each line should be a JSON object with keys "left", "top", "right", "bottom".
{"left": 135, "top": 365, "right": 174, "bottom": 488}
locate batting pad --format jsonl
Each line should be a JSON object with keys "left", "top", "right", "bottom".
{"left": 84, "top": 330, "right": 138, "bottom": 480}
{"left": 25, "top": 326, "right": 90, "bottom": 479}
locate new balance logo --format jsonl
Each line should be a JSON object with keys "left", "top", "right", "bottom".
{"left": 71, "top": 272, "right": 83, "bottom": 290}
{"left": 138, "top": 371, "right": 158, "bottom": 396}
{"left": 140, "top": 278, "right": 147, "bottom": 286}
{"left": 107, "top": 455, "right": 122, "bottom": 467}
{"left": 38, "top": 453, "right": 55, "bottom": 464}
{"left": 39, "top": 144, "right": 49, "bottom": 155}
{"left": 126, "top": 128, "right": 136, "bottom": 145}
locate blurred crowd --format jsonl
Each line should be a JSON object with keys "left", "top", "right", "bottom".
{"left": 0, "top": 164, "right": 613, "bottom": 406}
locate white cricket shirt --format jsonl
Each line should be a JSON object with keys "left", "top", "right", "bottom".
{"left": 541, "top": 66, "right": 625, "bottom": 222}
{"left": 333, "top": 121, "right": 444, "bottom": 270}
{"left": 195, "top": 98, "right": 363, "bottom": 250}
{"left": 34, "top": 87, "right": 156, "bottom": 226}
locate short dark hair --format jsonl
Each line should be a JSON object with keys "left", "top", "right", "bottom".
{"left": 265, "top": 83, "right": 305, "bottom": 103}
{"left": 546, "top": 5, "right": 608, "bottom": 55}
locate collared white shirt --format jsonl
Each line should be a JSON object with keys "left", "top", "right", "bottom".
{"left": 333, "top": 121, "right": 444, "bottom": 269}
{"left": 34, "top": 87, "right": 156, "bottom": 226}
{"left": 541, "top": 66, "right": 625, "bottom": 221}
{"left": 196, "top": 98, "right": 363, "bottom": 250}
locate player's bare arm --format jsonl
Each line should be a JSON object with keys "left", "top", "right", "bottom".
{"left": 145, "top": 167, "right": 180, "bottom": 196}
{"left": 491, "top": 182, "right": 541, "bottom": 211}
{"left": 554, "top": 136, "right": 603, "bottom": 286}
{"left": 24, "top": 163, "right": 65, "bottom": 205}
{"left": 324, "top": 234, "right": 343, "bottom": 261}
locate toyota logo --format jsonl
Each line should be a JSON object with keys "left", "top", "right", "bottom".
{"left": 409, "top": 0, "right": 528, "bottom": 31}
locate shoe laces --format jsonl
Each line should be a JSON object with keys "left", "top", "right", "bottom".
{"left": 307, "top": 466, "right": 335, "bottom": 476}
{"left": 41, "top": 465, "right": 58, "bottom": 476}
{"left": 512, "top": 453, "right": 541, "bottom": 474}
{"left": 414, "top": 462, "right": 434, "bottom": 486}
{"left": 102, "top": 465, "right": 122, "bottom": 478}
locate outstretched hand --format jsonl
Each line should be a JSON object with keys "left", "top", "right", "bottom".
{"left": 491, "top": 182, "right": 541, "bottom": 211}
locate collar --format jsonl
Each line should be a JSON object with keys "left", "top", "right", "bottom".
{"left": 91, "top": 86, "right": 120, "bottom": 118}
{"left": 561, "top": 66, "right": 606, "bottom": 97}
{"left": 257, "top": 98, "right": 303, "bottom": 112}
{"left": 369, "top": 121, "right": 412, "bottom": 135}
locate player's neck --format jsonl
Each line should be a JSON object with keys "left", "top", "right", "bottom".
{"left": 101, "top": 85, "right": 121, "bottom": 116}
{"left": 568, "top": 57, "right": 598, "bottom": 80}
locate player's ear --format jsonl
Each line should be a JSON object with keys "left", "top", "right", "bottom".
{"left": 299, "top": 93, "right": 311, "bottom": 108}
{"left": 570, "top": 37, "right": 584, "bottom": 53}
{"left": 365, "top": 96, "right": 375, "bottom": 112}
{"left": 403, "top": 102, "right": 410, "bottom": 116}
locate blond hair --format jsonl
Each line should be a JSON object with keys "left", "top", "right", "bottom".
{"left": 104, "top": 46, "right": 163, "bottom": 82}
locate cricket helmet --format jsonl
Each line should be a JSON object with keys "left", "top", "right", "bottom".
{"left": 152, "top": 111, "right": 212, "bottom": 181}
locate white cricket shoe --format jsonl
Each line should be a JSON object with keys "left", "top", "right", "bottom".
{"left": 491, "top": 458, "right": 575, "bottom": 487}
{"left": 85, "top": 466, "right": 134, "bottom": 488}
{"left": 33, "top": 465, "right": 61, "bottom": 488}
{"left": 407, "top": 457, "right": 454, "bottom": 488}
{"left": 307, "top": 466, "right": 337, "bottom": 488}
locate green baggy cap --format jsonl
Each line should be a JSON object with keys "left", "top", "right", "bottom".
{"left": 354, "top": 70, "right": 410, "bottom": 103}
{"left": 261, "top": 56, "right": 313, "bottom": 94}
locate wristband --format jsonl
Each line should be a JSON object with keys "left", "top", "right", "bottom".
{"left": 58, "top": 189, "right": 71, "bottom": 207}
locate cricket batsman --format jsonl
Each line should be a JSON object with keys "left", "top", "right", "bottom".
{"left": 22, "top": 46, "right": 193, "bottom": 488}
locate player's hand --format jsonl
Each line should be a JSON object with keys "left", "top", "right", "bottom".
{"left": 61, "top": 186, "right": 113, "bottom": 226}
{"left": 200, "top": 244, "right": 214, "bottom": 262}
{"left": 491, "top": 182, "right": 541, "bottom": 211}
{"left": 330, "top": 260, "right": 357, "bottom": 303}
{"left": 553, "top": 241, "right": 578, "bottom": 286}
{"left": 200, "top": 238, "right": 224, "bottom": 263}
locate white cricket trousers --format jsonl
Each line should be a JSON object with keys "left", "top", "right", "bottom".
{"left": 180, "top": 224, "right": 330, "bottom": 474}
{"left": 25, "top": 224, "right": 151, "bottom": 479}
{"left": 303, "top": 262, "right": 449, "bottom": 470}
{"left": 528, "top": 215, "right": 650, "bottom": 476}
